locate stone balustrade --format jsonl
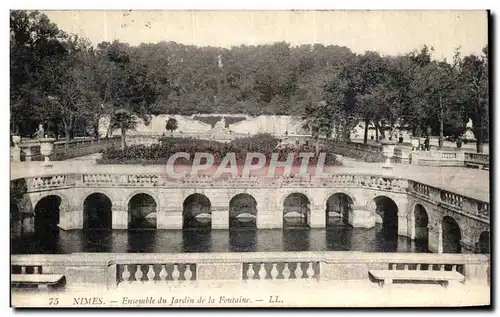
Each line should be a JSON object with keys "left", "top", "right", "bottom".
{"left": 243, "top": 262, "right": 319, "bottom": 280}
{"left": 464, "top": 152, "right": 489, "bottom": 169}
{"left": 117, "top": 263, "right": 196, "bottom": 285}
{"left": 408, "top": 180, "right": 489, "bottom": 222}
{"left": 11, "top": 251, "right": 490, "bottom": 289}
{"left": 14, "top": 136, "right": 121, "bottom": 162}
{"left": 22, "top": 172, "right": 408, "bottom": 193}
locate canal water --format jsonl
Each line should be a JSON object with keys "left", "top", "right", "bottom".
{"left": 11, "top": 219, "right": 428, "bottom": 254}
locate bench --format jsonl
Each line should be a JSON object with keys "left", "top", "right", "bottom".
{"left": 369, "top": 270, "right": 465, "bottom": 288}
{"left": 11, "top": 274, "right": 66, "bottom": 291}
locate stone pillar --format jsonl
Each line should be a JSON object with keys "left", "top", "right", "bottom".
{"left": 112, "top": 208, "right": 128, "bottom": 229}
{"left": 257, "top": 209, "right": 282, "bottom": 229}
{"left": 348, "top": 205, "right": 376, "bottom": 229}
{"left": 397, "top": 215, "right": 410, "bottom": 238}
{"left": 212, "top": 206, "right": 229, "bottom": 230}
{"left": 11, "top": 147, "right": 21, "bottom": 162}
{"left": 428, "top": 223, "right": 442, "bottom": 253}
{"left": 22, "top": 215, "right": 35, "bottom": 234}
{"left": 59, "top": 209, "right": 83, "bottom": 230}
{"left": 157, "top": 208, "right": 182, "bottom": 230}
{"left": 309, "top": 207, "right": 326, "bottom": 228}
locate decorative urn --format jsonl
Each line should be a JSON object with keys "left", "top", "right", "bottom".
{"left": 39, "top": 138, "right": 56, "bottom": 167}
{"left": 380, "top": 139, "right": 396, "bottom": 169}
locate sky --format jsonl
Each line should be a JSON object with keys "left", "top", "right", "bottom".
{"left": 43, "top": 10, "right": 488, "bottom": 61}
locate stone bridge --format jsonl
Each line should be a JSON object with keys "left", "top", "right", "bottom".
{"left": 10, "top": 168, "right": 490, "bottom": 255}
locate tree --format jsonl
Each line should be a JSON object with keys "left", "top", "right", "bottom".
{"left": 165, "top": 117, "right": 178, "bottom": 134}
{"left": 10, "top": 10, "right": 66, "bottom": 136}
{"left": 460, "top": 46, "right": 489, "bottom": 153}
{"left": 40, "top": 34, "right": 95, "bottom": 146}
{"left": 111, "top": 108, "right": 138, "bottom": 150}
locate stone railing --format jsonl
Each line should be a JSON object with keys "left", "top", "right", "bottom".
{"left": 16, "top": 136, "right": 121, "bottom": 162}
{"left": 464, "top": 153, "right": 489, "bottom": 169}
{"left": 11, "top": 252, "right": 490, "bottom": 290}
{"left": 409, "top": 150, "right": 465, "bottom": 167}
{"left": 408, "top": 180, "right": 489, "bottom": 222}
{"left": 22, "top": 172, "right": 408, "bottom": 194}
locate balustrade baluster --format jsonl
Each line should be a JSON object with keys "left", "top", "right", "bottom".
{"left": 159, "top": 265, "right": 168, "bottom": 281}
{"left": 122, "top": 265, "right": 131, "bottom": 283}
{"left": 416, "top": 264, "right": 421, "bottom": 270}
{"left": 21, "top": 266, "right": 26, "bottom": 274}
{"left": 184, "top": 264, "right": 193, "bottom": 281}
{"left": 282, "top": 263, "right": 291, "bottom": 280}
{"left": 246, "top": 264, "right": 255, "bottom": 280}
{"left": 34, "top": 266, "right": 40, "bottom": 274}
{"left": 306, "top": 263, "right": 315, "bottom": 279}
{"left": 134, "top": 265, "right": 144, "bottom": 282}
{"left": 440, "top": 264, "right": 445, "bottom": 271}
{"left": 294, "top": 263, "right": 303, "bottom": 279}
{"left": 403, "top": 264, "right": 409, "bottom": 271}
{"left": 270, "top": 264, "right": 279, "bottom": 280}
{"left": 258, "top": 263, "right": 267, "bottom": 279}
{"left": 146, "top": 265, "right": 155, "bottom": 282}
{"left": 172, "top": 264, "right": 180, "bottom": 281}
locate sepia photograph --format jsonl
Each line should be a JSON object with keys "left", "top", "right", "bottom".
{"left": 9, "top": 8, "right": 490, "bottom": 308}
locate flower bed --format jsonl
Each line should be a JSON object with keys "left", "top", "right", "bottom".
{"left": 99, "top": 134, "right": 342, "bottom": 166}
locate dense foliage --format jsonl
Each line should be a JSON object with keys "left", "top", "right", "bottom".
{"left": 10, "top": 10, "right": 489, "bottom": 153}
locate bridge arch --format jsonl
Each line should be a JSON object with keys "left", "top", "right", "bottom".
{"left": 283, "top": 192, "right": 311, "bottom": 228}
{"left": 442, "top": 216, "right": 462, "bottom": 253}
{"left": 183, "top": 193, "right": 211, "bottom": 230}
{"left": 325, "top": 192, "right": 354, "bottom": 226}
{"left": 372, "top": 195, "right": 399, "bottom": 242}
{"left": 477, "top": 231, "right": 490, "bottom": 254}
{"left": 413, "top": 204, "right": 429, "bottom": 240}
{"left": 229, "top": 193, "right": 257, "bottom": 229}
{"left": 34, "top": 195, "right": 65, "bottom": 234}
{"left": 127, "top": 193, "right": 158, "bottom": 230}
{"left": 83, "top": 192, "right": 112, "bottom": 230}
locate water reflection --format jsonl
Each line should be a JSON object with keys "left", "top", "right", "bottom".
{"left": 11, "top": 223, "right": 429, "bottom": 254}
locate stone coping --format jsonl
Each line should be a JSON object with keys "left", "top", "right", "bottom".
{"left": 11, "top": 251, "right": 490, "bottom": 265}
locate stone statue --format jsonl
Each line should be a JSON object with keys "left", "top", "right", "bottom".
{"left": 35, "top": 123, "right": 45, "bottom": 139}
{"left": 214, "top": 117, "right": 226, "bottom": 131}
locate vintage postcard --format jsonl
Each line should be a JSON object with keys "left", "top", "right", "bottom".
{"left": 10, "top": 9, "right": 490, "bottom": 308}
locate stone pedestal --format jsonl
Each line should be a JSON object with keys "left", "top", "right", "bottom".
{"left": 157, "top": 209, "right": 182, "bottom": 230}
{"left": 309, "top": 208, "right": 326, "bottom": 228}
{"left": 112, "top": 209, "right": 128, "bottom": 229}
{"left": 348, "top": 206, "right": 375, "bottom": 229}
{"left": 11, "top": 135, "right": 21, "bottom": 162}
{"left": 257, "top": 210, "right": 282, "bottom": 229}
{"left": 212, "top": 208, "right": 229, "bottom": 230}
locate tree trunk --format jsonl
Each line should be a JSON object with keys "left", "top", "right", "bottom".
{"left": 363, "top": 118, "right": 369, "bottom": 144}
{"left": 120, "top": 126, "right": 126, "bottom": 151}
{"left": 93, "top": 121, "right": 100, "bottom": 143}
{"left": 64, "top": 128, "right": 71, "bottom": 149}
{"left": 476, "top": 125, "right": 484, "bottom": 153}
{"left": 375, "top": 124, "right": 379, "bottom": 142}
{"left": 315, "top": 138, "right": 320, "bottom": 155}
